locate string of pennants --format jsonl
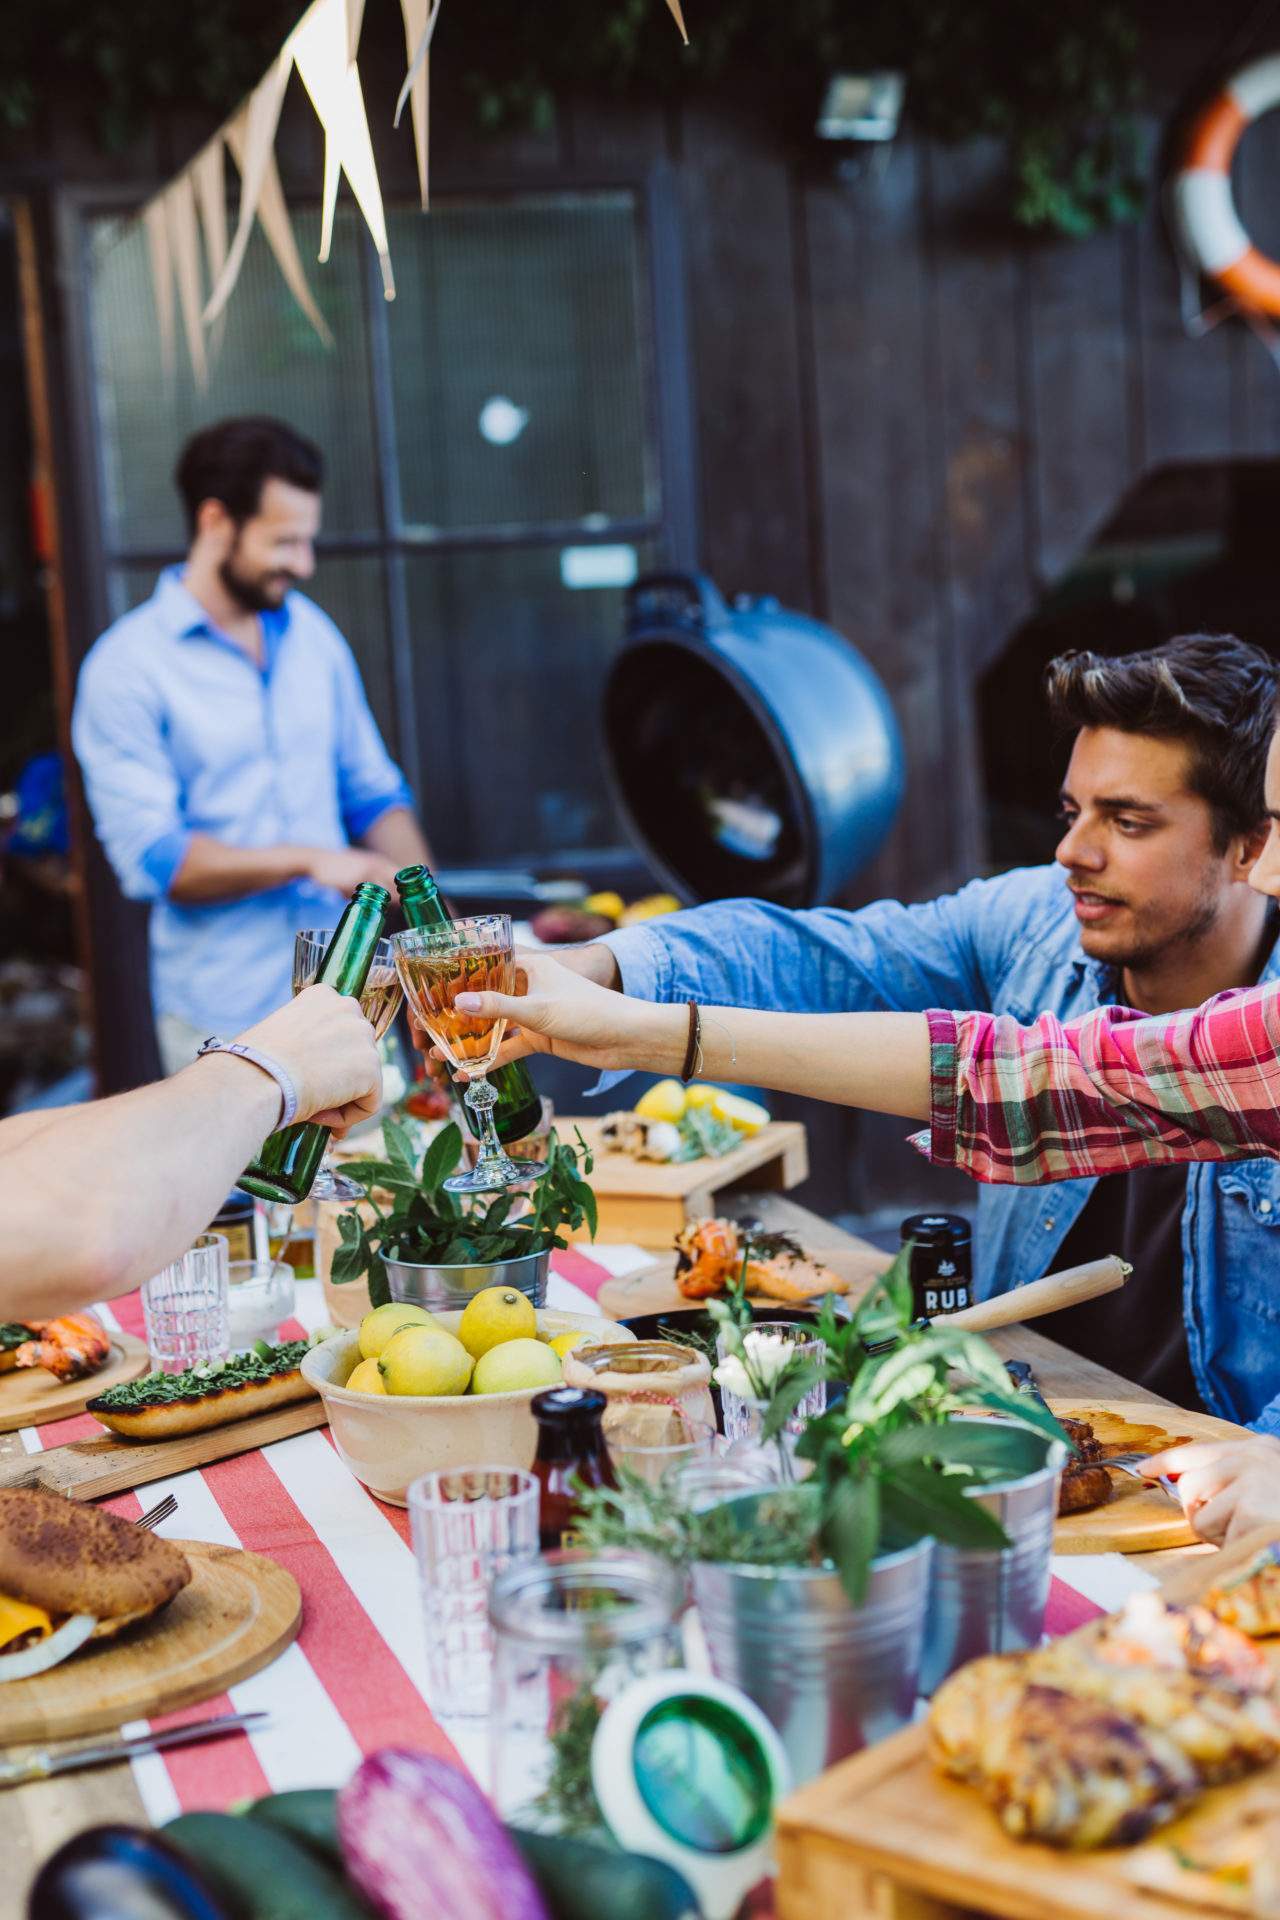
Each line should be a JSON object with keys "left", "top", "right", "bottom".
{"left": 142, "top": 0, "right": 688, "bottom": 386}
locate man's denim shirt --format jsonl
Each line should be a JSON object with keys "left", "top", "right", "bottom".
{"left": 600, "top": 865, "right": 1280, "bottom": 1433}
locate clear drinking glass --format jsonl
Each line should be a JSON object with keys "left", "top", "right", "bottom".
{"left": 226, "top": 1259, "right": 295, "bottom": 1349}
{"left": 489, "top": 1549, "right": 685, "bottom": 1831}
{"left": 609, "top": 1414, "right": 718, "bottom": 1488}
{"left": 715, "top": 1322, "right": 827, "bottom": 1445}
{"left": 408, "top": 1466, "right": 540, "bottom": 1719}
{"left": 393, "top": 915, "right": 547, "bottom": 1193}
{"left": 293, "top": 930, "right": 403, "bottom": 1202}
{"left": 142, "top": 1232, "right": 231, "bottom": 1372}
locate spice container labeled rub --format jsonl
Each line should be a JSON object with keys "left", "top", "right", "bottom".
{"left": 488, "top": 1549, "right": 684, "bottom": 1835}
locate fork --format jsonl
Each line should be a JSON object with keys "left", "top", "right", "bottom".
{"left": 133, "top": 1492, "right": 178, "bottom": 1531}
{"left": 1104, "top": 1452, "right": 1180, "bottom": 1501}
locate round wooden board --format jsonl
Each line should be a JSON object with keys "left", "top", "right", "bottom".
{"left": 1053, "top": 1405, "right": 1200, "bottom": 1554}
{"left": 3, "top": 1540, "right": 301, "bottom": 1743}
{"left": 0, "top": 1334, "right": 149, "bottom": 1435}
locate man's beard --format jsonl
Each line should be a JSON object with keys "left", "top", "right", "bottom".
{"left": 219, "top": 542, "right": 293, "bottom": 614}
{"left": 1084, "top": 887, "right": 1222, "bottom": 975}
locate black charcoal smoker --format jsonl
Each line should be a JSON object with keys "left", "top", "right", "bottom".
{"left": 603, "top": 573, "right": 904, "bottom": 907}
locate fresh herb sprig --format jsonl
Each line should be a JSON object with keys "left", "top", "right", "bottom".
{"left": 331, "top": 1115, "right": 597, "bottom": 1309}
{"left": 583, "top": 1246, "right": 1069, "bottom": 1611}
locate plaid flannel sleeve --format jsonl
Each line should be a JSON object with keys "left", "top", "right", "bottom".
{"left": 920, "top": 982, "right": 1280, "bottom": 1184}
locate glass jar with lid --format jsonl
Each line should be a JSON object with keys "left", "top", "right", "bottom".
{"left": 488, "top": 1548, "right": 684, "bottom": 1833}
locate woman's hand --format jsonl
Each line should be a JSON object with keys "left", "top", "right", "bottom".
{"left": 417, "top": 947, "right": 682, "bottom": 1077}
{"left": 1140, "top": 1435, "right": 1280, "bottom": 1544}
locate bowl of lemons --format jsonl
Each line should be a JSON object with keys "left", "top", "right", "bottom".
{"left": 301, "top": 1289, "right": 637, "bottom": 1505}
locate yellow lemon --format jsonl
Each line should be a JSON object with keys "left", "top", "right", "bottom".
{"left": 345, "top": 1356, "right": 386, "bottom": 1394}
{"left": 684, "top": 1083, "right": 718, "bottom": 1110}
{"left": 619, "top": 893, "right": 681, "bottom": 925}
{"left": 635, "top": 1078, "right": 687, "bottom": 1124}
{"left": 358, "top": 1300, "right": 439, "bottom": 1361}
{"left": 378, "top": 1327, "right": 473, "bottom": 1396}
{"left": 710, "top": 1091, "right": 771, "bottom": 1135}
{"left": 583, "top": 890, "right": 625, "bottom": 922}
{"left": 457, "top": 1286, "right": 538, "bottom": 1360}
{"left": 471, "top": 1339, "right": 562, "bottom": 1396}
{"left": 548, "top": 1330, "right": 593, "bottom": 1360}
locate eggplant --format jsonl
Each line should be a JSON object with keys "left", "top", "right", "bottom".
{"left": 337, "top": 1750, "right": 551, "bottom": 1920}
{"left": 28, "top": 1825, "right": 231, "bottom": 1920}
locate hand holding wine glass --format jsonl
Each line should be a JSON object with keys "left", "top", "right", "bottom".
{"left": 443, "top": 947, "right": 675, "bottom": 1075}
{"left": 393, "top": 915, "right": 547, "bottom": 1193}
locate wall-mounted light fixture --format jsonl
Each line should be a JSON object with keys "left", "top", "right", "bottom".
{"left": 816, "top": 71, "right": 905, "bottom": 183}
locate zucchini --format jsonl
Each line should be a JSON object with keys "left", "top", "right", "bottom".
{"left": 162, "top": 1813, "right": 370, "bottom": 1920}
{"left": 510, "top": 1828, "right": 701, "bottom": 1920}
{"left": 246, "top": 1789, "right": 341, "bottom": 1865}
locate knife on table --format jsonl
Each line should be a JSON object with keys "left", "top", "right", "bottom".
{"left": 0, "top": 1709, "right": 268, "bottom": 1789}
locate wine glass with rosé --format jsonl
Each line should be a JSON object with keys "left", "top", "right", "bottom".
{"left": 392, "top": 915, "right": 545, "bottom": 1193}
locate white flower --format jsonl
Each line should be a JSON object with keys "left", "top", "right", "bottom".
{"left": 713, "top": 1354, "right": 754, "bottom": 1399}
{"left": 713, "top": 1330, "right": 796, "bottom": 1400}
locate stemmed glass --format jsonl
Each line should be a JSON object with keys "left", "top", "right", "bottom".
{"left": 393, "top": 914, "right": 546, "bottom": 1193}
{"left": 294, "top": 929, "right": 403, "bottom": 1202}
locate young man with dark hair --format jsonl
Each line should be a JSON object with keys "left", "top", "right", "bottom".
{"left": 555, "top": 632, "right": 1280, "bottom": 1428}
{"left": 73, "top": 416, "right": 432, "bottom": 1071}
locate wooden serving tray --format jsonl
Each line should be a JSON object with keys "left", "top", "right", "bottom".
{"left": 2, "top": 1540, "right": 301, "bottom": 1744}
{"left": 775, "top": 1529, "right": 1280, "bottom": 1920}
{"left": 0, "top": 1394, "right": 328, "bottom": 1502}
{"left": 565, "top": 1116, "right": 809, "bottom": 1249}
{"left": 0, "top": 1335, "right": 149, "bottom": 1435}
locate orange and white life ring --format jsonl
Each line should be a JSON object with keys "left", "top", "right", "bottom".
{"left": 1171, "top": 54, "right": 1280, "bottom": 317}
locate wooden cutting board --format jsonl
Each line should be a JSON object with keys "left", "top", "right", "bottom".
{"left": 775, "top": 1530, "right": 1280, "bottom": 1920}
{"left": 0, "top": 1394, "right": 328, "bottom": 1502}
{"left": 1052, "top": 1403, "right": 1209, "bottom": 1555}
{"left": 0, "top": 1336, "right": 149, "bottom": 1435}
{"left": 565, "top": 1117, "right": 809, "bottom": 1249}
{"left": 2, "top": 1540, "right": 301, "bottom": 1744}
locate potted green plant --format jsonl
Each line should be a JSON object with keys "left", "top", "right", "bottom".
{"left": 575, "top": 1250, "right": 1067, "bottom": 1785}
{"left": 330, "top": 1117, "right": 598, "bottom": 1312}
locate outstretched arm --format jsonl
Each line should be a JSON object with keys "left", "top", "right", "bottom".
{"left": 446, "top": 955, "right": 1280, "bottom": 1183}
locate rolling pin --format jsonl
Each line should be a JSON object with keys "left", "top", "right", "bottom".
{"left": 944, "top": 1255, "right": 1131, "bottom": 1332}
{"left": 862, "top": 1255, "right": 1131, "bottom": 1353}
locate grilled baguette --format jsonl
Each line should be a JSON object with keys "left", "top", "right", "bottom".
{"left": 87, "top": 1339, "right": 315, "bottom": 1440}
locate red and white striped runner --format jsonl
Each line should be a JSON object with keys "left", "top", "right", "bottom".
{"left": 18, "top": 1245, "right": 1155, "bottom": 1820}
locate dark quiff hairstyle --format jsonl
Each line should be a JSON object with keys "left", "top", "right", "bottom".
{"left": 1044, "top": 634, "right": 1277, "bottom": 851}
{"left": 175, "top": 417, "right": 323, "bottom": 534}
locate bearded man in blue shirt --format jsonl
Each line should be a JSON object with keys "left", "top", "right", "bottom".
{"left": 556, "top": 634, "right": 1280, "bottom": 1434}
{"left": 73, "top": 417, "right": 432, "bottom": 1072}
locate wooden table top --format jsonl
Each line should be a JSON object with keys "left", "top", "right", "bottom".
{"left": 5, "top": 1196, "right": 1246, "bottom": 1879}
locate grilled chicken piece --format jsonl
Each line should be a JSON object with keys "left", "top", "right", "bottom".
{"left": 930, "top": 1597, "right": 1280, "bottom": 1849}
{"left": 13, "top": 1312, "right": 111, "bottom": 1382}
{"left": 1205, "top": 1548, "right": 1280, "bottom": 1638}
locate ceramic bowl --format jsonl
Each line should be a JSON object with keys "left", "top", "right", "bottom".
{"left": 301, "top": 1309, "right": 636, "bottom": 1506}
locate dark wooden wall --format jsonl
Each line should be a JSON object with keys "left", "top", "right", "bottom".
{"left": 21, "top": 6, "right": 1280, "bottom": 1213}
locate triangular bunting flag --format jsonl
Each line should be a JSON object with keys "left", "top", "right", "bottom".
{"left": 165, "top": 172, "right": 208, "bottom": 389}
{"left": 395, "top": 0, "right": 441, "bottom": 209}
{"left": 203, "top": 52, "right": 292, "bottom": 326}
{"left": 665, "top": 0, "right": 689, "bottom": 44}
{"left": 289, "top": 0, "right": 395, "bottom": 299}
{"left": 143, "top": 198, "right": 175, "bottom": 382}
{"left": 191, "top": 136, "right": 230, "bottom": 361}
{"left": 223, "top": 114, "right": 335, "bottom": 346}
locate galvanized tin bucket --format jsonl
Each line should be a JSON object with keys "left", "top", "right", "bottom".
{"left": 919, "top": 1424, "right": 1066, "bottom": 1697}
{"left": 383, "top": 1248, "right": 550, "bottom": 1313}
{"left": 691, "top": 1507, "right": 933, "bottom": 1785}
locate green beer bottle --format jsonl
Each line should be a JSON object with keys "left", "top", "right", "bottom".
{"left": 237, "top": 882, "right": 391, "bottom": 1204}
{"left": 396, "top": 864, "right": 544, "bottom": 1144}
